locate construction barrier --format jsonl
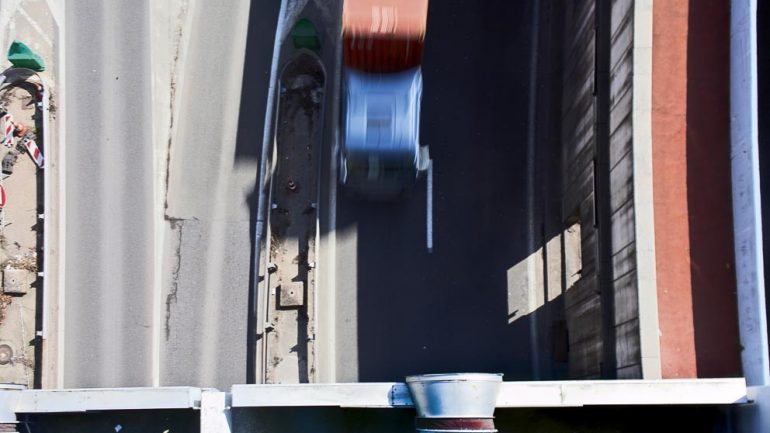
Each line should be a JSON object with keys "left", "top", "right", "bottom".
{"left": 0, "top": 113, "right": 14, "bottom": 148}
{"left": 20, "top": 133, "right": 43, "bottom": 168}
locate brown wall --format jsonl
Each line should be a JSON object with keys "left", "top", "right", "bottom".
{"left": 652, "top": 0, "right": 740, "bottom": 378}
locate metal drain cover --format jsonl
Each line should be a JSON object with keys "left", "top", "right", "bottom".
{"left": 0, "top": 344, "right": 13, "bottom": 365}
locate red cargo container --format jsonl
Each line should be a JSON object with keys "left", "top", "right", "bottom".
{"left": 342, "top": 0, "right": 429, "bottom": 73}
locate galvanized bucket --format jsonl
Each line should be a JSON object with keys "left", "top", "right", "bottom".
{"left": 405, "top": 373, "right": 503, "bottom": 433}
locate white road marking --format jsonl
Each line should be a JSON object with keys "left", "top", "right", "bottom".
{"left": 427, "top": 159, "right": 433, "bottom": 253}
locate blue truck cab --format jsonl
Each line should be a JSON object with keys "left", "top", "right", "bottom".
{"left": 339, "top": 66, "right": 429, "bottom": 199}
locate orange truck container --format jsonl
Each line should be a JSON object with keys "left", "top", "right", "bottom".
{"left": 342, "top": 0, "right": 429, "bottom": 73}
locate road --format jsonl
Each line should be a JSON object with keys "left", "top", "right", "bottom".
{"left": 63, "top": 0, "right": 280, "bottom": 389}
{"left": 159, "top": 0, "right": 279, "bottom": 389}
{"left": 63, "top": 0, "right": 156, "bottom": 387}
{"left": 332, "top": 0, "right": 538, "bottom": 382}
{"left": 62, "top": 0, "right": 535, "bottom": 387}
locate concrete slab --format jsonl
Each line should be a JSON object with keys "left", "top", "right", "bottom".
{"left": 2, "top": 268, "right": 32, "bottom": 295}
{"left": 232, "top": 378, "right": 748, "bottom": 408}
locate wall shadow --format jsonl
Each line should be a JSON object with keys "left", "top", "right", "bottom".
{"left": 685, "top": 0, "right": 741, "bottom": 377}
{"left": 21, "top": 410, "right": 200, "bottom": 433}
{"left": 230, "top": 390, "right": 732, "bottom": 433}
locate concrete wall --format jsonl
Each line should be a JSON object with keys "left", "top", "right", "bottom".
{"left": 559, "top": 0, "right": 603, "bottom": 379}
{"left": 556, "top": 0, "right": 644, "bottom": 379}
{"left": 608, "top": 0, "right": 641, "bottom": 379}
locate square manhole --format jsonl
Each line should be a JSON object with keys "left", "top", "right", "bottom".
{"left": 3, "top": 268, "right": 32, "bottom": 295}
{"left": 278, "top": 282, "right": 304, "bottom": 309}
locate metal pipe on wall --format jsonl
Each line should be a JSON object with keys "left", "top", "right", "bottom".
{"left": 730, "top": 0, "right": 770, "bottom": 387}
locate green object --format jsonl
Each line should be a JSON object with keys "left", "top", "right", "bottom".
{"left": 291, "top": 19, "right": 320, "bottom": 52}
{"left": 7, "top": 40, "right": 45, "bottom": 72}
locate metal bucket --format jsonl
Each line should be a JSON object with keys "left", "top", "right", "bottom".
{"left": 406, "top": 373, "right": 503, "bottom": 433}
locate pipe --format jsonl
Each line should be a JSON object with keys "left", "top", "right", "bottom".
{"left": 41, "top": 78, "right": 50, "bottom": 340}
{"left": 730, "top": 0, "right": 770, "bottom": 387}
{"left": 249, "top": 0, "right": 289, "bottom": 384}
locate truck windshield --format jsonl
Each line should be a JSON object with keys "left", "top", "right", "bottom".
{"left": 347, "top": 153, "right": 415, "bottom": 184}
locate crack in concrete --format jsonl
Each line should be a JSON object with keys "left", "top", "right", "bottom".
{"left": 164, "top": 218, "right": 185, "bottom": 341}
{"left": 163, "top": 3, "right": 189, "bottom": 218}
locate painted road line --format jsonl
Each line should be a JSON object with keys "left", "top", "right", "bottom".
{"left": 427, "top": 159, "right": 433, "bottom": 253}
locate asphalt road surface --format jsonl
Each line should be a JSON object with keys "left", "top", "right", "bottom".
{"left": 333, "top": 0, "right": 538, "bottom": 382}
{"left": 159, "top": 0, "right": 278, "bottom": 389}
{"left": 63, "top": 0, "right": 280, "bottom": 389}
{"left": 63, "top": 0, "right": 156, "bottom": 387}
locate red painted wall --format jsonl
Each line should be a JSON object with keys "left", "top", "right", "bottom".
{"left": 652, "top": 0, "right": 740, "bottom": 378}
{"left": 652, "top": 0, "right": 697, "bottom": 378}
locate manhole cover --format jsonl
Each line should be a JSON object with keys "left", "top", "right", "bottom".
{"left": 0, "top": 344, "right": 12, "bottom": 365}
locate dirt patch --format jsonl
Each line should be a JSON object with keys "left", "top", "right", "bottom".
{"left": 2, "top": 251, "right": 38, "bottom": 273}
{"left": 0, "top": 294, "right": 12, "bottom": 326}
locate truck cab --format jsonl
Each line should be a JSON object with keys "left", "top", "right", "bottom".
{"left": 339, "top": 66, "right": 429, "bottom": 199}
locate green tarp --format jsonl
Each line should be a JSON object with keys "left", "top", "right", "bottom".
{"left": 7, "top": 40, "right": 45, "bottom": 72}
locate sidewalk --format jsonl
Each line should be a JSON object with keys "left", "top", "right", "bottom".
{"left": 0, "top": 74, "right": 43, "bottom": 388}
{"left": 0, "top": 0, "right": 62, "bottom": 389}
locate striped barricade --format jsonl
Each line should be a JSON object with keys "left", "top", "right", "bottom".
{"left": 0, "top": 113, "right": 14, "bottom": 148}
{"left": 19, "top": 132, "right": 44, "bottom": 169}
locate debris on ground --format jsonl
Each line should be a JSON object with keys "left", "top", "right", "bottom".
{"left": 0, "top": 294, "right": 12, "bottom": 326}
{"left": 2, "top": 251, "right": 38, "bottom": 273}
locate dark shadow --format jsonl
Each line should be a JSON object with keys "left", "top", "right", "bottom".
{"left": 686, "top": 1, "right": 742, "bottom": 377}
{"left": 233, "top": 0, "right": 282, "bottom": 384}
{"left": 20, "top": 409, "right": 200, "bottom": 433}
{"left": 341, "top": 0, "right": 555, "bottom": 382}
{"left": 758, "top": 0, "right": 770, "bottom": 365}
{"left": 273, "top": 0, "right": 630, "bottom": 383}
{"left": 231, "top": 391, "right": 732, "bottom": 433}
{"left": 328, "top": 0, "right": 631, "bottom": 383}
{"left": 234, "top": 0, "right": 283, "bottom": 162}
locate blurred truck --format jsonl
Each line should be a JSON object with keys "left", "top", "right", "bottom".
{"left": 339, "top": 0, "right": 431, "bottom": 199}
